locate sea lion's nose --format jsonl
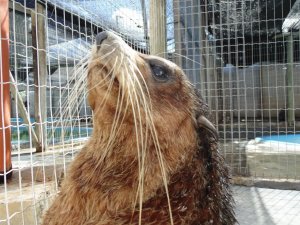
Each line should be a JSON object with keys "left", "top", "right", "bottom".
{"left": 96, "top": 31, "right": 108, "bottom": 47}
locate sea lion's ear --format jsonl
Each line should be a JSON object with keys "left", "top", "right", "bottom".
{"left": 197, "top": 115, "right": 218, "bottom": 141}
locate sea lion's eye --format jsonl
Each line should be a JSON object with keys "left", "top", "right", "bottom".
{"left": 150, "top": 65, "right": 168, "bottom": 82}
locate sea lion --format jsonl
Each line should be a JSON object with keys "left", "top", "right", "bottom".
{"left": 42, "top": 31, "right": 236, "bottom": 225}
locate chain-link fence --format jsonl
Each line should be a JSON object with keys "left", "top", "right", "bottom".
{"left": 173, "top": 0, "right": 300, "bottom": 181}
{"left": 1, "top": 0, "right": 300, "bottom": 224}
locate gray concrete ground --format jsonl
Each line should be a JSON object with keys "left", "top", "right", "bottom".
{"left": 234, "top": 186, "right": 300, "bottom": 225}
{"left": 1, "top": 184, "right": 300, "bottom": 224}
{"left": 1, "top": 149, "right": 300, "bottom": 225}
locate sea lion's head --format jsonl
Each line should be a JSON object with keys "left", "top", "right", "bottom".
{"left": 87, "top": 30, "right": 217, "bottom": 202}
{"left": 88, "top": 31, "right": 195, "bottom": 127}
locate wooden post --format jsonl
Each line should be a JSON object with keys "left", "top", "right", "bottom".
{"left": 32, "top": 2, "right": 47, "bottom": 152}
{"left": 140, "top": 0, "right": 149, "bottom": 47}
{"left": 200, "top": 2, "right": 212, "bottom": 107}
{"left": 172, "top": 0, "right": 182, "bottom": 67}
{"left": 0, "top": 0, "right": 12, "bottom": 182}
{"left": 149, "top": 0, "right": 166, "bottom": 58}
{"left": 9, "top": 72, "right": 39, "bottom": 145}
{"left": 286, "top": 34, "right": 295, "bottom": 126}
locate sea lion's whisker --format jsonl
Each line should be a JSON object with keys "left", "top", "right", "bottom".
{"left": 48, "top": 57, "right": 90, "bottom": 144}
{"left": 49, "top": 48, "right": 116, "bottom": 145}
{"left": 122, "top": 64, "right": 147, "bottom": 224}
{"left": 107, "top": 54, "right": 131, "bottom": 138}
{"left": 123, "top": 59, "right": 174, "bottom": 225}
{"left": 99, "top": 58, "right": 129, "bottom": 157}
{"left": 90, "top": 58, "right": 118, "bottom": 117}
{"left": 153, "top": 52, "right": 205, "bottom": 67}
{"left": 85, "top": 50, "right": 118, "bottom": 95}
{"left": 52, "top": 52, "right": 91, "bottom": 118}
{"left": 132, "top": 85, "right": 175, "bottom": 225}
{"left": 86, "top": 66, "right": 114, "bottom": 93}
{"left": 87, "top": 54, "right": 127, "bottom": 168}
{"left": 149, "top": 126, "right": 174, "bottom": 225}
{"left": 94, "top": 58, "right": 129, "bottom": 164}
{"left": 89, "top": 59, "right": 123, "bottom": 173}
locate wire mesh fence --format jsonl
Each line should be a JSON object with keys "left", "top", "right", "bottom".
{"left": 2, "top": 0, "right": 149, "bottom": 224}
{"left": 1, "top": 0, "right": 300, "bottom": 224}
{"left": 173, "top": 0, "right": 300, "bottom": 180}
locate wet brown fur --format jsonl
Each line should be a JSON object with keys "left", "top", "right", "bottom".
{"left": 42, "top": 32, "right": 236, "bottom": 225}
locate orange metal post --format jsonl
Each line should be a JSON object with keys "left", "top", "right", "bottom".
{"left": 0, "top": 0, "right": 12, "bottom": 182}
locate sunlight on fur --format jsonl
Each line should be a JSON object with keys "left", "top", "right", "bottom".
{"left": 43, "top": 31, "right": 236, "bottom": 225}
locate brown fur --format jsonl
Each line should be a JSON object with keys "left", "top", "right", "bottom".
{"left": 42, "top": 31, "right": 236, "bottom": 225}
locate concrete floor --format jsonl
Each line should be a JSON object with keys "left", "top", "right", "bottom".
{"left": 234, "top": 186, "right": 300, "bottom": 225}
{"left": 1, "top": 185, "right": 300, "bottom": 224}
{"left": 1, "top": 149, "right": 300, "bottom": 225}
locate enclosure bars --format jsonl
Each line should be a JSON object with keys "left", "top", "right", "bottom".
{"left": 0, "top": 0, "right": 12, "bottom": 182}
{"left": 286, "top": 33, "right": 295, "bottom": 126}
{"left": 32, "top": 1, "right": 47, "bottom": 152}
{"left": 140, "top": 0, "right": 148, "bottom": 47}
{"left": 149, "top": 0, "right": 167, "bottom": 57}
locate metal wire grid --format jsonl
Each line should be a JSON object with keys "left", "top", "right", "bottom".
{"left": 172, "top": 0, "right": 300, "bottom": 180}
{"left": 1, "top": 0, "right": 300, "bottom": 224}
{"left": 1, "top": 0, "right": 148, "bottom": 224}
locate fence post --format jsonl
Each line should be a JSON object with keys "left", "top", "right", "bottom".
{"left": 32, "top": 1, "right": 47, "bottom": 152}
{"left": 9, "top": 72, "right": 39, "bottom": 145}
{"left": 172, "top": 0, "right": 182, "bottom": 67}
{"left": 149, "top": 0, "right": 166, "bottom": 58}
{"left": 286, "top": 33, "right": 294, "bottom": 126}
{"left": 0, "top": 0, "right": 12, "bottom": 181}
{"left": 140, "top": 0, "right": 149, "bottom": 48}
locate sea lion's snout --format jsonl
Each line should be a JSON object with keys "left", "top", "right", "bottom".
{"left": 95, "top": 31, "right": 130, "bottom": 53}
{"left": 96, "top": 31, "right": 108, "bottom": 48}
{"left": 93, "top": 31, "right": 136, "bottom": 71}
